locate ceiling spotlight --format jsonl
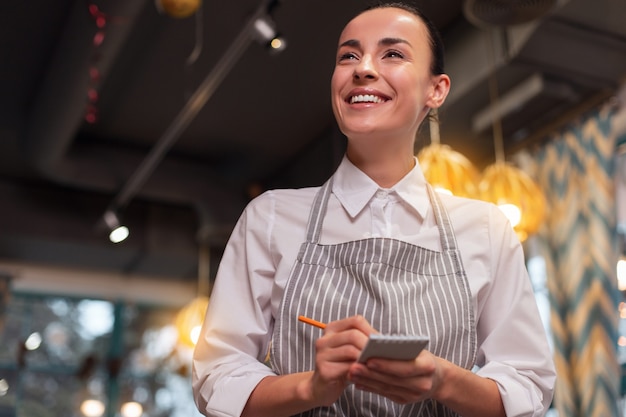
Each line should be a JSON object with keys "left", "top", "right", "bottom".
{"left": 103, "top": 210, "right": 130, "bottom": 244}
{"left": 252, "top": 15, "right": 287, "bottom": 53}
{"left": 268, "top": 35, "right": 287, "bottom": 52}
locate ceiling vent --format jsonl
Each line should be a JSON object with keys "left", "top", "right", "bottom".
{"left": 463, "top": 0, "right": 557, "bottom": 26}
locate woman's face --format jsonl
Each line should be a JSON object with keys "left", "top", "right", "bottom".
{"left": 331, "top": 7, "right": 449, "bottom": 142}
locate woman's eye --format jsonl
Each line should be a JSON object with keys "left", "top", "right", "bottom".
{"left": 384, "top": 50, "right": 404, "bottom": 59}
{"left": 338, "top": 52, "right": 358, "bottom": 61}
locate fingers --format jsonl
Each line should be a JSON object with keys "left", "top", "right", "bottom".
{"left": 310, "top": 316, "right": 374, "bottom": 391}
{"left": 315, "top": 315, "right": 374, "bottom": 361}
{"left": 347, "top": 352, "right": 438, "bottom": 404}
{"left": 324, "top": 314, "right": 376, "bottom": 336}
{"left": 362, "top": 352, "right": 436, "bottom": 378}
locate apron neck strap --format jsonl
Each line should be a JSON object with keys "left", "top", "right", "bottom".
{"left": 427, "top": 184, "right": 459, "bottom": 252}
{"left": 305, "top": 177, "right": 459, "bottom": 252}
{"left": 305, "top": 177, "right": 333, "bottom": 244}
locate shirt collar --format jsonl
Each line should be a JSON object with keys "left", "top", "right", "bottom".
{"left": 332, "top": 155, "right": 430, "bottom": 220}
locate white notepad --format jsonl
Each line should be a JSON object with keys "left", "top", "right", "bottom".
{"left": 358, "top": 334, "right": 429, "bottom": 363}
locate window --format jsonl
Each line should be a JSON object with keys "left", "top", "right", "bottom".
{"left": 0, "top": 293, "right": 202, "bottom": 417}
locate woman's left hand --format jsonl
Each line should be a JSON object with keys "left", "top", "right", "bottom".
{"left": 347, "top": 349, "right": 443, "bottom": 404}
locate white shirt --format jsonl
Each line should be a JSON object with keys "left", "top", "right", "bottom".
{"left": 192, "top": 156, "right": 556, "bottom": 417}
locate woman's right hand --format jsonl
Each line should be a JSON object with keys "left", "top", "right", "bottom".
{"left": 242, "top": 316, "right": 375, "bottom": 417}
{"left": 308, "top": 315, "right": 374, "bottom": 406}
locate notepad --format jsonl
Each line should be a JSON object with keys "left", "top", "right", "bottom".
{"left": 357, "top": 334, "right": 429, "bottom": 363}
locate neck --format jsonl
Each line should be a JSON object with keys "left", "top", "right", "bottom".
{"left": 346, "top": 142, "right": 416, "bottom": 188}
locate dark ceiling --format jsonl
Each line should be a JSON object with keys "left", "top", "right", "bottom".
{"left": 1, "top": 0, "right": 625, "bottom": 293}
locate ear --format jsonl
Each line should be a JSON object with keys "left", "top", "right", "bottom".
{"left": 426, "top": 74, "right": 451, "bottom": 109}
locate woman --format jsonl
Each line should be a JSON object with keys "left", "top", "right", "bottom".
{"left": 193, "top": 3, "right": 556, "bottom": 417}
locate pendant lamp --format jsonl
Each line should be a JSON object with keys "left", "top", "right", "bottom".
{"left": 417, "top": 109, "right": 480, "bottom": 198}
{"left": 175, "top": 244, "right": 210, "bottom": 347}
{"left": 156, "top": 0, "right": 201, "bottom": 18}
{"left": 477, "top": 29, "right": 546, "bottom": 242}
{"left": 479, "top": 161, "right": 546, "bottom": 242}
{"left": 176, "top": 295, "right": 209, "bottom": 347}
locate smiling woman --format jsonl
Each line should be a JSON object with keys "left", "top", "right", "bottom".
{"left": 192, "top": 3, "right": 555, "bottom": 417}
{"left": 330, "top": 7, "right": 449, "bottom": 162}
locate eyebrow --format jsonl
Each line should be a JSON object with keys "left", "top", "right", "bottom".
{"left": 339, "top": 37, "right": 411, "bottom": 49}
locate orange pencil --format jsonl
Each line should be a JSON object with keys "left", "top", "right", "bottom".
{"left": 298, "top": 315, "right": 326, "bottom": 329}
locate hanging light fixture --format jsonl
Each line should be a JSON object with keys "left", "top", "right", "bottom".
{"left": 103, "top": 210, "right": 129, "bottom": 243}
{"left": 175, "top": 243, "right": 210, "bottom": 347}
{"left": 479, "top": 162, "right": 546, "bottom": 242}
{"left": 176, "top": 295, "right": 209, "bottom": 347}
{"left": 417, "top": 109, "right": 480, "bottom": 197}
{"left": 477, "top": 28, "right": 546, "bottom": 242}
{"left": 155, "top": 0, "right": 201, "bottom": 18}
{"left": 251, "top": 14, "right": 288, "bottom": 54}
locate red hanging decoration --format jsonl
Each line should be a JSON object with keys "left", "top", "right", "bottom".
{"left": 84, "top": 2, "right": 110, "bottom": 124}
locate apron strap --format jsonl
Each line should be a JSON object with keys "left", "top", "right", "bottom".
{"left": 304, "top": 177, "right": 333, "bottom": 244}
{"left": 427, "top": 184, "right": 459, "bottom": 252}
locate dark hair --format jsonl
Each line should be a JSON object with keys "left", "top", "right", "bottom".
{"left": 364, "top": 2, "right": 445, "bottom": 75}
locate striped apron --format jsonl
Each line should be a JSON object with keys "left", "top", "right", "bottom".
{"left": 270, "top": 178, "right": 477, "bottom": 416}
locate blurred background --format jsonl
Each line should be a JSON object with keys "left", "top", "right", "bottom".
{"left": 1, "top": 0, "right": 626, "bottom": 416}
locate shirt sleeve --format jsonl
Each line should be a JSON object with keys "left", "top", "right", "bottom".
{"left": 192, "top": 192, "right": 278, "bottom": 417}
{"left": 474, "top": 204, "right": 556, "bottom": 417}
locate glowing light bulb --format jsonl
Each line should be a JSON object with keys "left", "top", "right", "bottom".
{"left": 25, "top": 332, "right": 42, "bottom": 350}
{"left": 617, "top": 259, "right": 626, "bottom": 291}
{"left": 109, "top": 225, "right": 129, "bottom": 243}
{"left": 121, "top": 401, "right": 143, "bottom": 417}
{"left": 498, "top": 203, "right": 521, "bottom": 227}
{"left": 81, "top": 399, "right": 105, "bottom": 417}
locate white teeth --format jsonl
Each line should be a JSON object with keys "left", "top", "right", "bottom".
{"left": 350, "top": 94, "right": 384, "bottom": 104}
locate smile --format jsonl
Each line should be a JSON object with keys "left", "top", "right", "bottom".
{"left": 349, "top": 94, "right": 387, "bottom": 104}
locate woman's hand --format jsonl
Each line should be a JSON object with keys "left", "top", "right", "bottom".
{"left": 347, "top": 349, "right": 442, "bottom": 404}
{"left": 346, "top": 351, "right": 505, "bottom": 417}
{"left": 242, "top": 315, "right": 377, "bottom": 417}
{"left": 308, "top": 315, "right": 374, "bottom": 406}
{"left": 244, "top": 315, "right": 502, "bottom": 417}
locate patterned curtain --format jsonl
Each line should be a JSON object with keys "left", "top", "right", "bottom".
{"left": 525, "top": 104, "right": 622, "bottom": 417}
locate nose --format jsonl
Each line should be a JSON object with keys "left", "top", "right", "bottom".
{"left": 353, "top": 55, "right": 377, "bottom": 81}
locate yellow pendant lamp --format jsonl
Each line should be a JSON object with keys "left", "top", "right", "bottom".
{"left": 176, "top": 244, "right": 210, "bottom": 347}
{"left": 176, "top": 295, "right": 209, "bottom": 347}
{"left": 477, "top": 28, "right": 546, "bottom": 242}
{"left": 479, "top": 162, "right": 546, "bottom": 242}
{"left": 156, "top": 0, "right": 201, "bottom": 18}
{"left": 417, "top": 109, "right": 480, "bottom": 198}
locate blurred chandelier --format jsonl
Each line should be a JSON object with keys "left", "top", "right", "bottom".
{"left": 176, "top": 244, "right": 210, "bottom": 347}
{"left": 417, "top": 109, "right": 479, "bottom": 198}
{"left": 176, "top": 295, "right": 209, "bottom": 347}
{"left": 479, "top": 162, "right": 546, "bottom": 242}
{"left": 477, "top": 29, "right": 546, "bottom": 242}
